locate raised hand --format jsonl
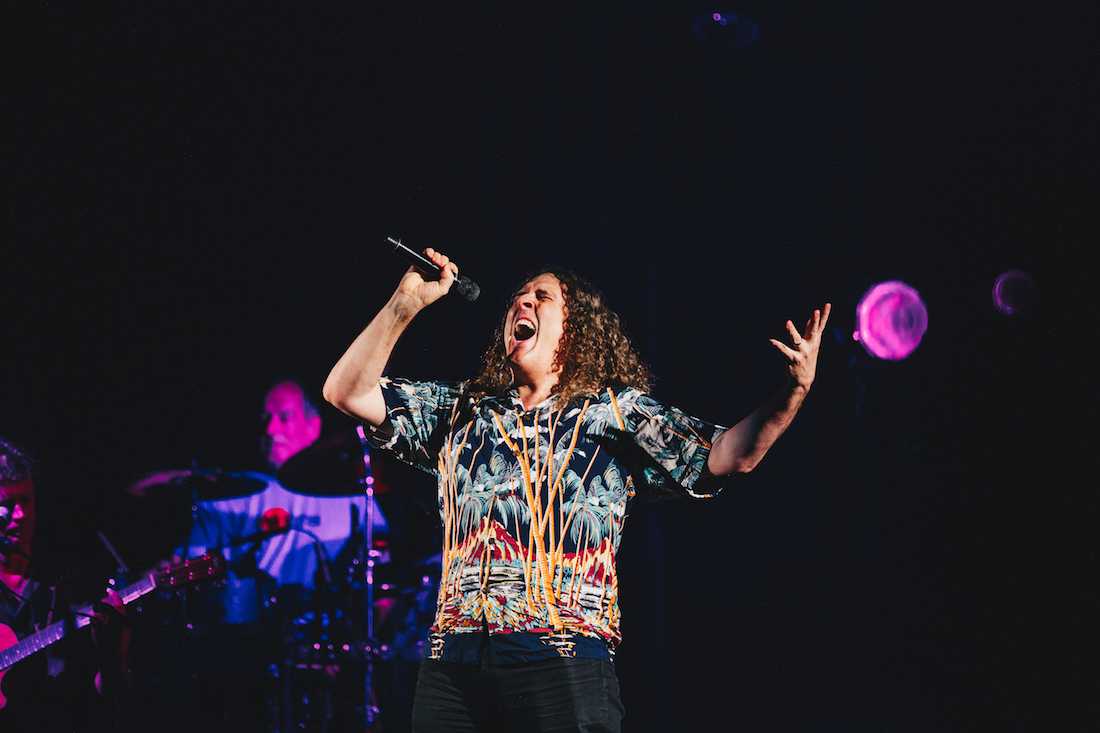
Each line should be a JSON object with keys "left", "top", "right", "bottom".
{"left": 769, "top": 302, "right": 831, "bottom": 391}
{"left": 394, "top": 247, "right": 459, "bottom": 312}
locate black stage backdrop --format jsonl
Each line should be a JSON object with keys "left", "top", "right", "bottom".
{"left": 6, "top": 2, "right": 1096, "bottom": 730}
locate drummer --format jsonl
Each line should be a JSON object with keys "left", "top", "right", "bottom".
{"left": 126, "top": 379, "right": 385, "bottom": 729}
{"left": 191, "top": 379, "right": 386, "bottom": 599}
{"left": 130, "top": 379, "right": 388, "bottom": 614}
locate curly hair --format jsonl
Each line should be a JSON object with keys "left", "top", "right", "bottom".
{"left": 0, "top": 436, "right": 33, "bottom": 484}
{"left": 468, "top": 267, "right": 653, "bottom": 405}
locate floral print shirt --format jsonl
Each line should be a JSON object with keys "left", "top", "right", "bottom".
{"left": 364, "top": 377, "right": 726, "bottom": 663}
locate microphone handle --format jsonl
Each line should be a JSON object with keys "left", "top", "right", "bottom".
{"left": 234, "top": 527, "right": 289, "bottom": 546}
{"left": 387, "top": 236, "right": 480, "bottom": 301}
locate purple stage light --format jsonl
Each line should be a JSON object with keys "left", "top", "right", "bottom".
{"left": 692, "top": 10, "right": 760, "bottom": 47}
{"left": 854, "top": 280, "right": 928, "bottom": 360}
{"left": 992, "top": 269, "right": 1037, "bottom": 316}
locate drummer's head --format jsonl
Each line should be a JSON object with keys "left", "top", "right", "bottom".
{"left": 261, "top": 380, "right": 322, "bottom": 469}
{"left": 0, "top": 436, "right": 35, "bottom": 567}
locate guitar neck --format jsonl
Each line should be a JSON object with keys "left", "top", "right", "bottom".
{"left": 0, "top": 573, "right": 156, "bottom": 671}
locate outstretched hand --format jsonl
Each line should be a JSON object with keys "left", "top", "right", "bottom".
{"left": 769, "top": 303, "right": 831, "bottom": 391}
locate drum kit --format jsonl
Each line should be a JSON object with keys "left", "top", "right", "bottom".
{"left": 127, "top": 429, "right": 439, "bottom": 733}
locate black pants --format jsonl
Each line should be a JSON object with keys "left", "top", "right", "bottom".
{"left": 412, "top": 657, "right": 624, "bottom": 733}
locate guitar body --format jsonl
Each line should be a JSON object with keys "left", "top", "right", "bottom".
{"left": 0, "top": 621, "right": 19, "bottom": 709}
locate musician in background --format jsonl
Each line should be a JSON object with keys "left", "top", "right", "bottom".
{"left": 130, "top": 379, "right": 386, "bottom": 731}
{"left": 0, "top": 436, "right": 131, "bottom": 732}
{"left": 181, "top": 378, "right": 387, "bottom": 608}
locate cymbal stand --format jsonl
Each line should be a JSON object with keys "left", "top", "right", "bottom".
{"left": 177, "top": 465, "right": 204, "bottom": 633}
{"left": 96, "top": 529, "right": 132, "bottom": 594}
{"left": 356, "top": 425, "right": 381, "bottom": 729}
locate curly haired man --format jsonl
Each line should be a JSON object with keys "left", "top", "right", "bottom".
{"left": 324, "top": 250, "right": 830, "bottom": 732}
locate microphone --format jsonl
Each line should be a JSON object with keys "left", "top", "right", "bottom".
{"left": 258, "top": 507, "right": 291, "bottom": 534}
{"left": 235, "top": 507, "right": 293, "bottom": 545}
{"left": 387, "top": 236, "right": 481, "bottom": 301}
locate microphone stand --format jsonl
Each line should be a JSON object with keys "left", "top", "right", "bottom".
{"left": 178, "top": 462, "right": 204, "bottom": 637}
{"left": 356, "top": 426, "right": 380, "bottom": 729}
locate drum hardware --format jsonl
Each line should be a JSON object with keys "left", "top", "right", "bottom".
{"left": 125, "top": 466, "right": 268, "bottom": 501}
{"left": 124, "top": 433, "right": 440, "bottom": 731}
{"left": 357, "top": 425, "right": 382, "bottom": 729}
{"left": 272, "top": 428, "right": 392, "bottom": 730}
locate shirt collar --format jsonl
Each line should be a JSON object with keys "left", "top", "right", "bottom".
{"left": 481, "top": 388, "right": 558, "bottom": 415}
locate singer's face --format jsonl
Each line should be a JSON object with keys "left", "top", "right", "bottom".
{"left": 504, "top": 273, "right": 567, "bottom": 378}
{"left": 0, "top": 479, "right": 35, "bottom": 561}
{"left": 262, "top": 382, "right": 322, "bottom": 468}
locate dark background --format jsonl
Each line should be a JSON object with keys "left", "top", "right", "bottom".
{"left": 6, "top": 2, "right": 1097, "bottom": 730}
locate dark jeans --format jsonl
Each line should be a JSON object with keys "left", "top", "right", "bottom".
{"left": 412, "top": 657, "right": 624, "bottom": 733}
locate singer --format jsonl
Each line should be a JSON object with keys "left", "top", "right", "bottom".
{"left": 324, "top": 250, "right": 830, "bottom": 732}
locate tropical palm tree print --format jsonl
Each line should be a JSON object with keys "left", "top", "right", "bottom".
{"left": 364, "top": 377, "right": 725, "bottom": 656}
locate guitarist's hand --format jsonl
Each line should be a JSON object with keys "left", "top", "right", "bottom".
{"left": 91, "top": 589, "right": 131, "bottom": 691}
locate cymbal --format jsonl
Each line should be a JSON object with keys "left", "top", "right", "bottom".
{"left": 126, "top": 468, "right": 267, "bottom": 501}
{"left": 276, "top": 429, "right": 377, "bottom": 496}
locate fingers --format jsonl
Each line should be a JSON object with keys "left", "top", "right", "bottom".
{"left": 799, "top": 303, "right": 833, "bottom": 340}
{"left": 423, "top": 248, "right": 459, "bottom": 279}
{"left": 769, "top": 338, "right": 799, "bottom": 361}
{"left": 423, "top": 247, "right": 459, "bottom": 291}
{"left": 803, "top": 311, "right": 818, "bottom": 340}
{"left": 785, "top": 320, "right": 803, "bottom": 345}
{"left": 91, "top": 603, "right": 116, "bottom": 625}
{"left": 92, "top": 598, "right": 130, "bottom": 630}
{"left": 775, "top": 302, "right": 830, "bottom": 389}
{"left": 91, "top": 589, "right": 126, "bottom": 619}
{"left": 105, "top": 589, "right": 124, "bottom": 612}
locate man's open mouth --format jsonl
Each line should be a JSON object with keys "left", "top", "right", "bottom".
{"left": 514, "top": 318, "right": 536, "bottom": 341}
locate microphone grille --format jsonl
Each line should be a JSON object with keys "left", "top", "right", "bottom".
{"left": 457, "top": 277, "right": 480, "bottom": 302}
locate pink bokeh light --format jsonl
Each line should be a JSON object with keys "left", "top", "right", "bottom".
{"left": 854, "top": 280, "right": 928, "bottom": 360}
{"left": 992, "top": 269, "right": 1037, "bottom": 316}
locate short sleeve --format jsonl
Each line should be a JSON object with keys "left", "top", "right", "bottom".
{"left": 360, "top": 377, "right": 463, "bottom": 476}
{"left": 607, "top": 390, "right": 727, "bottom": 500}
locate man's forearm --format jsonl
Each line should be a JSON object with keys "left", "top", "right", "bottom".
{"left": 707, "top": 381, "right": 809, "bottom": 476}
{"left": 322, "top": 293, "right": 419, "bottom": 421}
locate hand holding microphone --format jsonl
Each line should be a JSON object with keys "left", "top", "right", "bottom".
{"left": 388, "top": 236, "right": 480, "bottom": 305}
{"left": 321, "top": 236, "right": 479, "bottom": 421}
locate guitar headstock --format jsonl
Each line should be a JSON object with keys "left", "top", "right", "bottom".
{"left": 153, "top": 552, "right": 226, "bottom": 590}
